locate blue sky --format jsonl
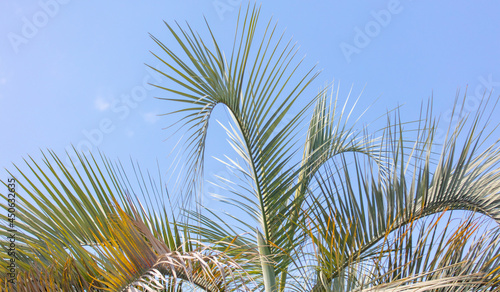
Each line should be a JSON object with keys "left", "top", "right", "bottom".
{"left": 1, "top": 1, "right": 499, "bottom": 207}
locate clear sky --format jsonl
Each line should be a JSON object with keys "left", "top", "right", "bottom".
{"left": 1, "top": 1, "right": 500, "bottom": 207}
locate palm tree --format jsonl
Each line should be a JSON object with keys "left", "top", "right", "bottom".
{"left": 2, "top": 3, "right": 500, "bottom": 291}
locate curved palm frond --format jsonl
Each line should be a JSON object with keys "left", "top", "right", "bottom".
{"left": 2, "top": 3, "right": 499, "bottom": 292}
{"left": 150, "top": 5, "right": 389, "bottom": 289}
{"left": 299, "top": 97, "right": 500, "bottom": 291}
{"left": 0, "top": 150, "right": 252, "bottom": 291}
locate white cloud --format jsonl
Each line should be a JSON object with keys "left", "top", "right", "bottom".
{"left": 94, "top": 97, "right": 110, "bottom": 111}
{"left": 143, "top": 112, "right": 159, "bottom": 124}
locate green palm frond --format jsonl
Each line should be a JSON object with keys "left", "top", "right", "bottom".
{"left": 299, "top": 98, "right": 500, "bottom": 291}
{"left": 2, "top": 3, "right": 499, "bottom": 292}
{"left": 150, "top": 3, "right": 500, "bottom": 290}
{"left": 150, "top": 4, "right": 398, "bottom": 289}
{"left": 0, "top": 150, "right": 252, "bottom": 291}
{"left": 150, "top": 2, "right": 319, "bottom": 241}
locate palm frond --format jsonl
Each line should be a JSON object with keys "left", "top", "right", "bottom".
{"left": 150, "top": 2, "right": 319, "bottom": 240}
{"left": 0, "top": 150, "right": 251, "bottom": 291}
{"left": 300, "top": 98, "right": 500, "bottom": 291}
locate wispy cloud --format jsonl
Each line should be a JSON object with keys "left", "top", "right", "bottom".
{"left": 94, "top": 97, "right": 111, "bottom": 111}
{"left": 143, "top": 112, "right": 159, "bottom": 124}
